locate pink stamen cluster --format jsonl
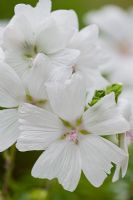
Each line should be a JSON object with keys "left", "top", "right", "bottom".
{"left": 68, "top": 130, "right": 78, "bottom": 142}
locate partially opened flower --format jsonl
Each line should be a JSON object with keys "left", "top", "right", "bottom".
{"left": 0, "top": 56, "right": 54, "bottom": 151}
{"left": 17, "top": 74, "right": 129, "bottom": 191}
{"left": 2, "top": 0, "right": 79, "bottom": 82}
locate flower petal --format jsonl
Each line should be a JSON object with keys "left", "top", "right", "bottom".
{"left": 32, "top": 140, "right": 81, "bottom": 192}
{"left": 36, "top": 16, "right": 74, "bottom": 54}
{"left": 79, "top": 135, "right": 126, "bottom": 187}
{"left": 26, "top": 53, "right": 53, "bottom": 101}
{"left": 46, "top": 73, "right": 86, "bottom": 122}
{"left": 52, "top": 9, "right": 79, "bottom": 33}
{"left": 15, "top": 0, "right": 51, "bottom": 28}
{"left": 82, "top": 93, "right": 129, "bottom": 135}
{"left": 0, "top": 62, "right": 25, "bottom": 108}
{"left": 70, "top": 24, "right": 108, "bottom": 69}
{"left": 112, "top": 133, "right": 129, "bottom": 182}
{"left": 3, "top": 16, "right": 35, "bottom": 80}
{"left": 0, "top": 109, "right": 19, "bottom": 151}
{"left": 49, "top": 48, "right": 80, "bottom": 67}
{"left": 17, "top": 103, "right": 65, "bottom": 151}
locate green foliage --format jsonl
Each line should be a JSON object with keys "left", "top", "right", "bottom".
{"left": 106, "top": 83, "right": 123, "bottom": 102}
{"left": 89, "top": 83, "right": 123, "bottom": 106}
{"left": 89, "top": 90, "right": 106, "bottom": 106}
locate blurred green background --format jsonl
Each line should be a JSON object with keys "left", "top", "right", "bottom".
{"left": 0, "top": 0, "right": 133, "bottom": 200}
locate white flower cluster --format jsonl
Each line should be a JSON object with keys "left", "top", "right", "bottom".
{"left": 0, "top": 0, "right": 131, "bottom": 192}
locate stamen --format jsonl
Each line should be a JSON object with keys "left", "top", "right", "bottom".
{"left": 68, "top": 130, "right": 78, "bottom": 142}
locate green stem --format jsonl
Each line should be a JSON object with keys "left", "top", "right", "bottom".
{"left": 1, "top": 146, "right": 16, "bottom": 200}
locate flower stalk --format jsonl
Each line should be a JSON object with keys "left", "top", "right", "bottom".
{"left": 2, "top": 146, "right": 16, "bottom": 200}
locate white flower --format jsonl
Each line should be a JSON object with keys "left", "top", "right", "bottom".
{"left": 0, "top": 57, "right": 54, "bottom": 151}
{"left": 85, "top": 6, "right": 133, "bottom": 88}
{"left": 2, "top": 0, "right": 79, "bottom": 82}
{"left": 85, "top": 6, "right": 133, "bottom": 45}
{"left": 52, "top": 24, "right": 109, "bottom": 90}
{"left": 17, "top": 74, "right": 129, "bottom": 191}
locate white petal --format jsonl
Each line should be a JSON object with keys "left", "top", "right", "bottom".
{"left": 36, "top": 16, "right": 74, "bottom": 54}
{"left": 3, "top": 16, "right": 35, "bottom": 80}
{"left": 17, "top": 103, "right": 65, "bottom": 151}
{"left": 70, "top": 24, "right": 108, "bottom": 69}
{"left": 15, "top": 0, "right": 51, "bottom": 28}
{"left": 0, "top": 62, "right": 25, "bottom": 108}
{"left": 0, "top": 109, "right": 19, "bottom": 151}
{"left": 0, "top": 47, "right": 5, "bottom": 61}
{"left": 49, "top": 48, "right": 80, "bottom": 67}
{"left": 32, "top": 140, "right": 81, "bottom": 192}
{"left": 82, "top": 93, "right": 129, "bottom": 135}
{"left": 52, "top": 10, "right": 79, "bottom": 33}
{"left": 79, "top": 135, "right": 126, "bottom": 187}
{"left": 46, "top": 73, "right": 86, "bottom": 122}
{"left": 70, "top": 24, "right": 99, "bottom": 50}
{"left": 79, "top": 68, "right": 108, "bottom": 89}
{"left": 112, "top": 133, "right": 129, "bottom": 182}
{"left": 26, "top": 53, "right": 53, "bottom": 101}
{"left": 3, "top": 16, "right": 34, "bottom": 50}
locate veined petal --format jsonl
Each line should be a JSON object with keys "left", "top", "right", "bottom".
{"left": 70, "top": 24, "right": 108, "bottom": 69}
{"left": 49, "top": 48, "right": 80, "bottom": 67}
{"left": 46, "top": 73, "right": 86, "bottom": 122}
{"left": 36, "top": 16, "right": 74, "bottom": 54}
{"left": 26, "top": 53, "right": 54, "bottom": 101}
{"left": 3, "top": 16, "right": 35, "bottom": 80}
{"left": 17, "top": 103, "right": 65, "bottom": 151}
{"left": 3, "top": 15, "right": 34, "bottom": 50}
{"left": 32, "top": 140, "right": 81, "bottom": 192}
{"left": 82, "top": 93, "right": 129, "bottom": 135}
{"left": 79, "top": 135, "right": 126, "bottom": 187}
{"left": 0, "top": 62, "right": 25, "bottom": 108}
{"left": 0, "top": 109, "right": 19, "bottom": 152}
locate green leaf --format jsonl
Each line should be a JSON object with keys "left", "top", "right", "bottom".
{"left": 105, "top": 83, "right": 123, "bottom": 102}
{"left": 88, "top": 83, "right": 123, "bottom": 107}
{"left": 88, "top": 90, "right": 105, "bottom": 106}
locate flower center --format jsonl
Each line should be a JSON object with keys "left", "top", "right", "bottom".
{"left": 26, "top": 94, "right": 47, "bottom": 107}
{"left": 23, "top": 42, "right": 38, "bottom": 66}
{"left": 68, "top": 129, "right": 78, "bottom": 142}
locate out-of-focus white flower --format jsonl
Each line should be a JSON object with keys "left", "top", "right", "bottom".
{"left": 85, "top": 5, "right": 133, "bottom": 119}
{"left": 17, "top": 74, "right": 129, "bottom": 191}
{"left": 85, "top": 5, "right": 133, "bottom": 93}
{"left": 2, "top": 0, "right": 79, "bottom": 82}
{"left": 0, "top": 57, "right": 54, "bottom": 151}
